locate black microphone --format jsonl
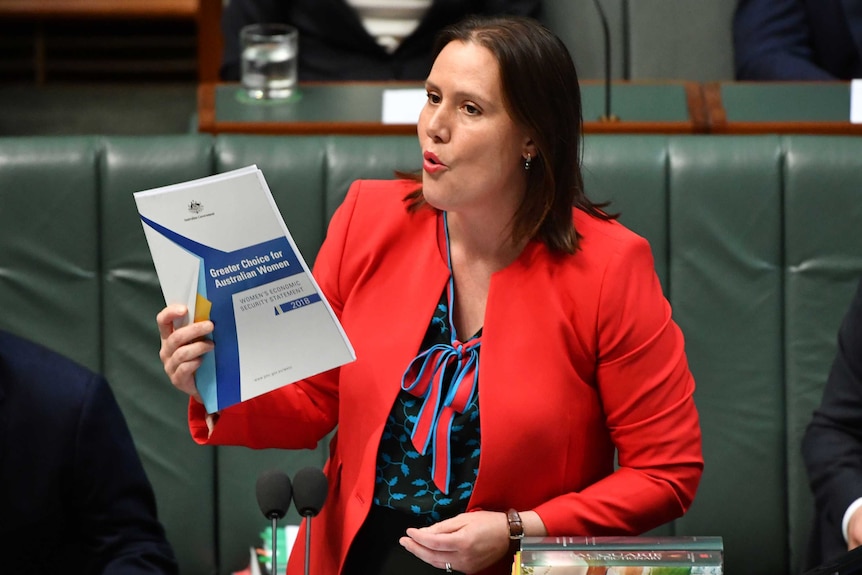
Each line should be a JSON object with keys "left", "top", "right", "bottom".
{"left": 292, "top": 467, "right": 328, "bottom": 575}
{"left": 590, "top": 0, "right": 619, "bottom": 122}
{"left": 256, "top": 469, "right": 293, "bottom": 575}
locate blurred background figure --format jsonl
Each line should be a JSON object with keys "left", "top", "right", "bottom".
{"left": 0, "top": 329, "right": 178, "bottom": 575}
{"left": 220, "top": 0, "right": 542, "bottom": 81}
{"left": 733, "top": 0, "right": 862, "bottom": 80}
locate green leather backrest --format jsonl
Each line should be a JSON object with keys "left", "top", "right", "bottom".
{"left": 2, "top": 134, "right": 862, "bottom": 575}
{"left": 669, "top": 136, "right": 786, "bottom": 573}
{"left": 539, "top": 0, "right": 736, "bottom": 81}
{"left": 0, "top": 137, "right": 101, "bottom": 371}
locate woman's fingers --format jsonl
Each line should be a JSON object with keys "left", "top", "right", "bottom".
{"left": 156, "top": 304, "right": 188, "bottom": 341}
{"left": 156, "top": 305, "right": 215, "bottom": 397}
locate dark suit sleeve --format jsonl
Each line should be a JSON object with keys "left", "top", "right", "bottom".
{"left": 221, "top": 0, "right": 291, "bottom": 81}
{"left": 802, "top": 278, "right": 862, "bottom": 555}
{"left": 74, "top": 375, "right": 178, "bottom": 575}
{"left": 733, "top": 0, "right": 836, "bottom": 80}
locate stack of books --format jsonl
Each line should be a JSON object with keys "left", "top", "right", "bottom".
{"left": 515, "top": 535, "right": 723, "bottom": 575}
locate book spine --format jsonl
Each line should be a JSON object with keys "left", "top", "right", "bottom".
{"left": 520, "top": 549, "right": 724, "bottom": 568}
{"left": 520, "top": 565, "right": 722, "bottom": 575}
{"left": 521, "top": 537, "right": 724, "bottom": 552}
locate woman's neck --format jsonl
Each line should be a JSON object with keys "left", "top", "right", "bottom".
{"left": 443, "top": 211, "right": 527, "bottom": 339}
{"left": 445, "top": 210, "right": 527, "bottom": 273}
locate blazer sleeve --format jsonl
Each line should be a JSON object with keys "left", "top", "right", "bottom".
{"left": 733, "top": 0, "right": 836, "bottom": 80}
{"left": 187, "top": 181, "right": 363, "bottom": 448}
{"left": 536, "top": 234, "right": 704, "bottom": 535}
{"left": 76, "top": 375, "right": 178, "bottom": 575}
{"left": 802, "top": 277, "right": 862, "bottom": 537}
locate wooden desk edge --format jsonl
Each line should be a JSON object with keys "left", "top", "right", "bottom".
{"left": 710, "top": 122, "right": 862, "bottom": 135}
{"left": 197, "top": 84, "right": 217, "bottom": 133}
{"left": 583, "top": 121, "right": 697, "bottom": 134}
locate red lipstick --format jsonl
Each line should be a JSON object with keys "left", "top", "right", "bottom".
{"left": 423, "top": 151, "right": 447, "bottom": 174}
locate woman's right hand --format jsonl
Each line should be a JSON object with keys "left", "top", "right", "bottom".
{"left": 157, "top": 304, "right": 214, "bottom": 404}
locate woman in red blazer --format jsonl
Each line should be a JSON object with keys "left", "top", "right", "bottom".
{"left": 158, "top": 16, "right": 703, "bottom": 575}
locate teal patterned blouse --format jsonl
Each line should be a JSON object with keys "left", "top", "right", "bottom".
{"left": 373, "top": 287, "right": 482, "bottom": 525}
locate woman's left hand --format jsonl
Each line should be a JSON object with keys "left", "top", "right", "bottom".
{"left": 400, "top": 510, "right": 510, "bottom": 573}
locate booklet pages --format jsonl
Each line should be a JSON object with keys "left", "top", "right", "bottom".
{"left": 135, "top": 165, "right": 355, "bottom": 413}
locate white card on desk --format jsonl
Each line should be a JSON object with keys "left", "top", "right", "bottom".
{"left": 382, "top": 88, "right": 426, "bottom": 124}
{"left": 851, "top": 79, "right": 862, "bottom": 124}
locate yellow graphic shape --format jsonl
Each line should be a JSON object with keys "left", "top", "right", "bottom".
{"left": 194, "top": 293, "right": 212, "bottom": 322}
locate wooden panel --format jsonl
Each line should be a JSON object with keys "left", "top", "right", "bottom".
{"left": 196, "top": 0, "right": 222, "bottom": 82}
{"left": 0, "top": 0, "right": 198, "bottom": 18}
{"left": 0, "top": 0, "right": 222, "bottom": 82}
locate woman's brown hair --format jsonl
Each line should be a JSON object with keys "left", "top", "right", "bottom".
{"left": 404, "top": 15, "right": 615, "bottom": 254}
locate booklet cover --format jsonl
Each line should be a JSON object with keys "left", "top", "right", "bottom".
{"left": 134, "top": 165, "right": 355, "bottom": 413}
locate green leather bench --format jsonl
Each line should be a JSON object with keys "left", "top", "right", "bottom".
{"left": 2, "top": 134, "right": 861, "bottom": 575}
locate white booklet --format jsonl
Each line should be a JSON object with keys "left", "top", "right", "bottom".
{"left": 134, "top": 165, "right": 355, "bottom": 414}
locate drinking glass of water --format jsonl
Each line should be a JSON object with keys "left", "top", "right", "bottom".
{"left": 240, "top": 23, "right": 299, "bottom": 100}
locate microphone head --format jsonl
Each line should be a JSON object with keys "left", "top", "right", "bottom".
{"left": 292, "top": 467, "right": 328, "bottom": 517}
{"left": 255, "top": 469, "right": 293, "bottom": 520}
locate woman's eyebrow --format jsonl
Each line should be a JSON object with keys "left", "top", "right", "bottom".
{"left": 424, "top": 80, "right": 490, "bottom": 106}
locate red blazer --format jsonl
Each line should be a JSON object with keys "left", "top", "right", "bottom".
{"left": 188, "top": 179, "right": 704, "bottom": 575}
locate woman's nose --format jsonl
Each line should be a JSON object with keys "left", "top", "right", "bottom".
{"left": 423, "top": 105, "right": 450, "bottom": 143}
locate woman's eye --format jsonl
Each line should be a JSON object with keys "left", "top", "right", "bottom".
{"left": 427, "top": 92, "right": 441, "bottom": 104}
{"left": 463, "top": 104, "right": 480, "bottom": 115}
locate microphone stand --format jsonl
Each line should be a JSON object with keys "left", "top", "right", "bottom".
{"left": 304, "top": 514, "right": 312, "bottom": 575}
{"left": 591, "top": 0, "right": 620, "bottom": 122}
{"left": 292, "top": 466, "right": 327, "bottom": 575}
{"left": 255, "top": 469, "right": 291, "bottom": 575}
{"left": 270, "top": 515, "right": 279, "bottom": 575}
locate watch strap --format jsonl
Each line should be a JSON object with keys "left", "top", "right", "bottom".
{"left": 506, "top": 508, "right": 524, "bottom": 556}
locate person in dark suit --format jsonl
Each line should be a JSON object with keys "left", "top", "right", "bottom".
{"left": 803, "top": 276, "right": 862, "bottom": 569}
{"left": 0, "top": 329, "right": 178, "bottom": 575}
{"left": 733, "top": 0, "right": 862, "bottom": 80}
{"left": 220, "top": 0, "right": 541, "bottom": 82}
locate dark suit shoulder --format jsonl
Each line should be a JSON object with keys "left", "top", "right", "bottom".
{"left": 0, "top": 330, "right": 102, "bottom": 412}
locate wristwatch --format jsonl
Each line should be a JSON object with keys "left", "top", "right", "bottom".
{"left": 507, "top": 509, "right": 524, "bottom": 556}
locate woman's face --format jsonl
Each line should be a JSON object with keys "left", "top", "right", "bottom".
{"left": 417, "top": 40, "right": 534, "bottom": 217}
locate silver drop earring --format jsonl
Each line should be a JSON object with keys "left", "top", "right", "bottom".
{"left": 524, "top": 153, "right": 532, "bottom": 171}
